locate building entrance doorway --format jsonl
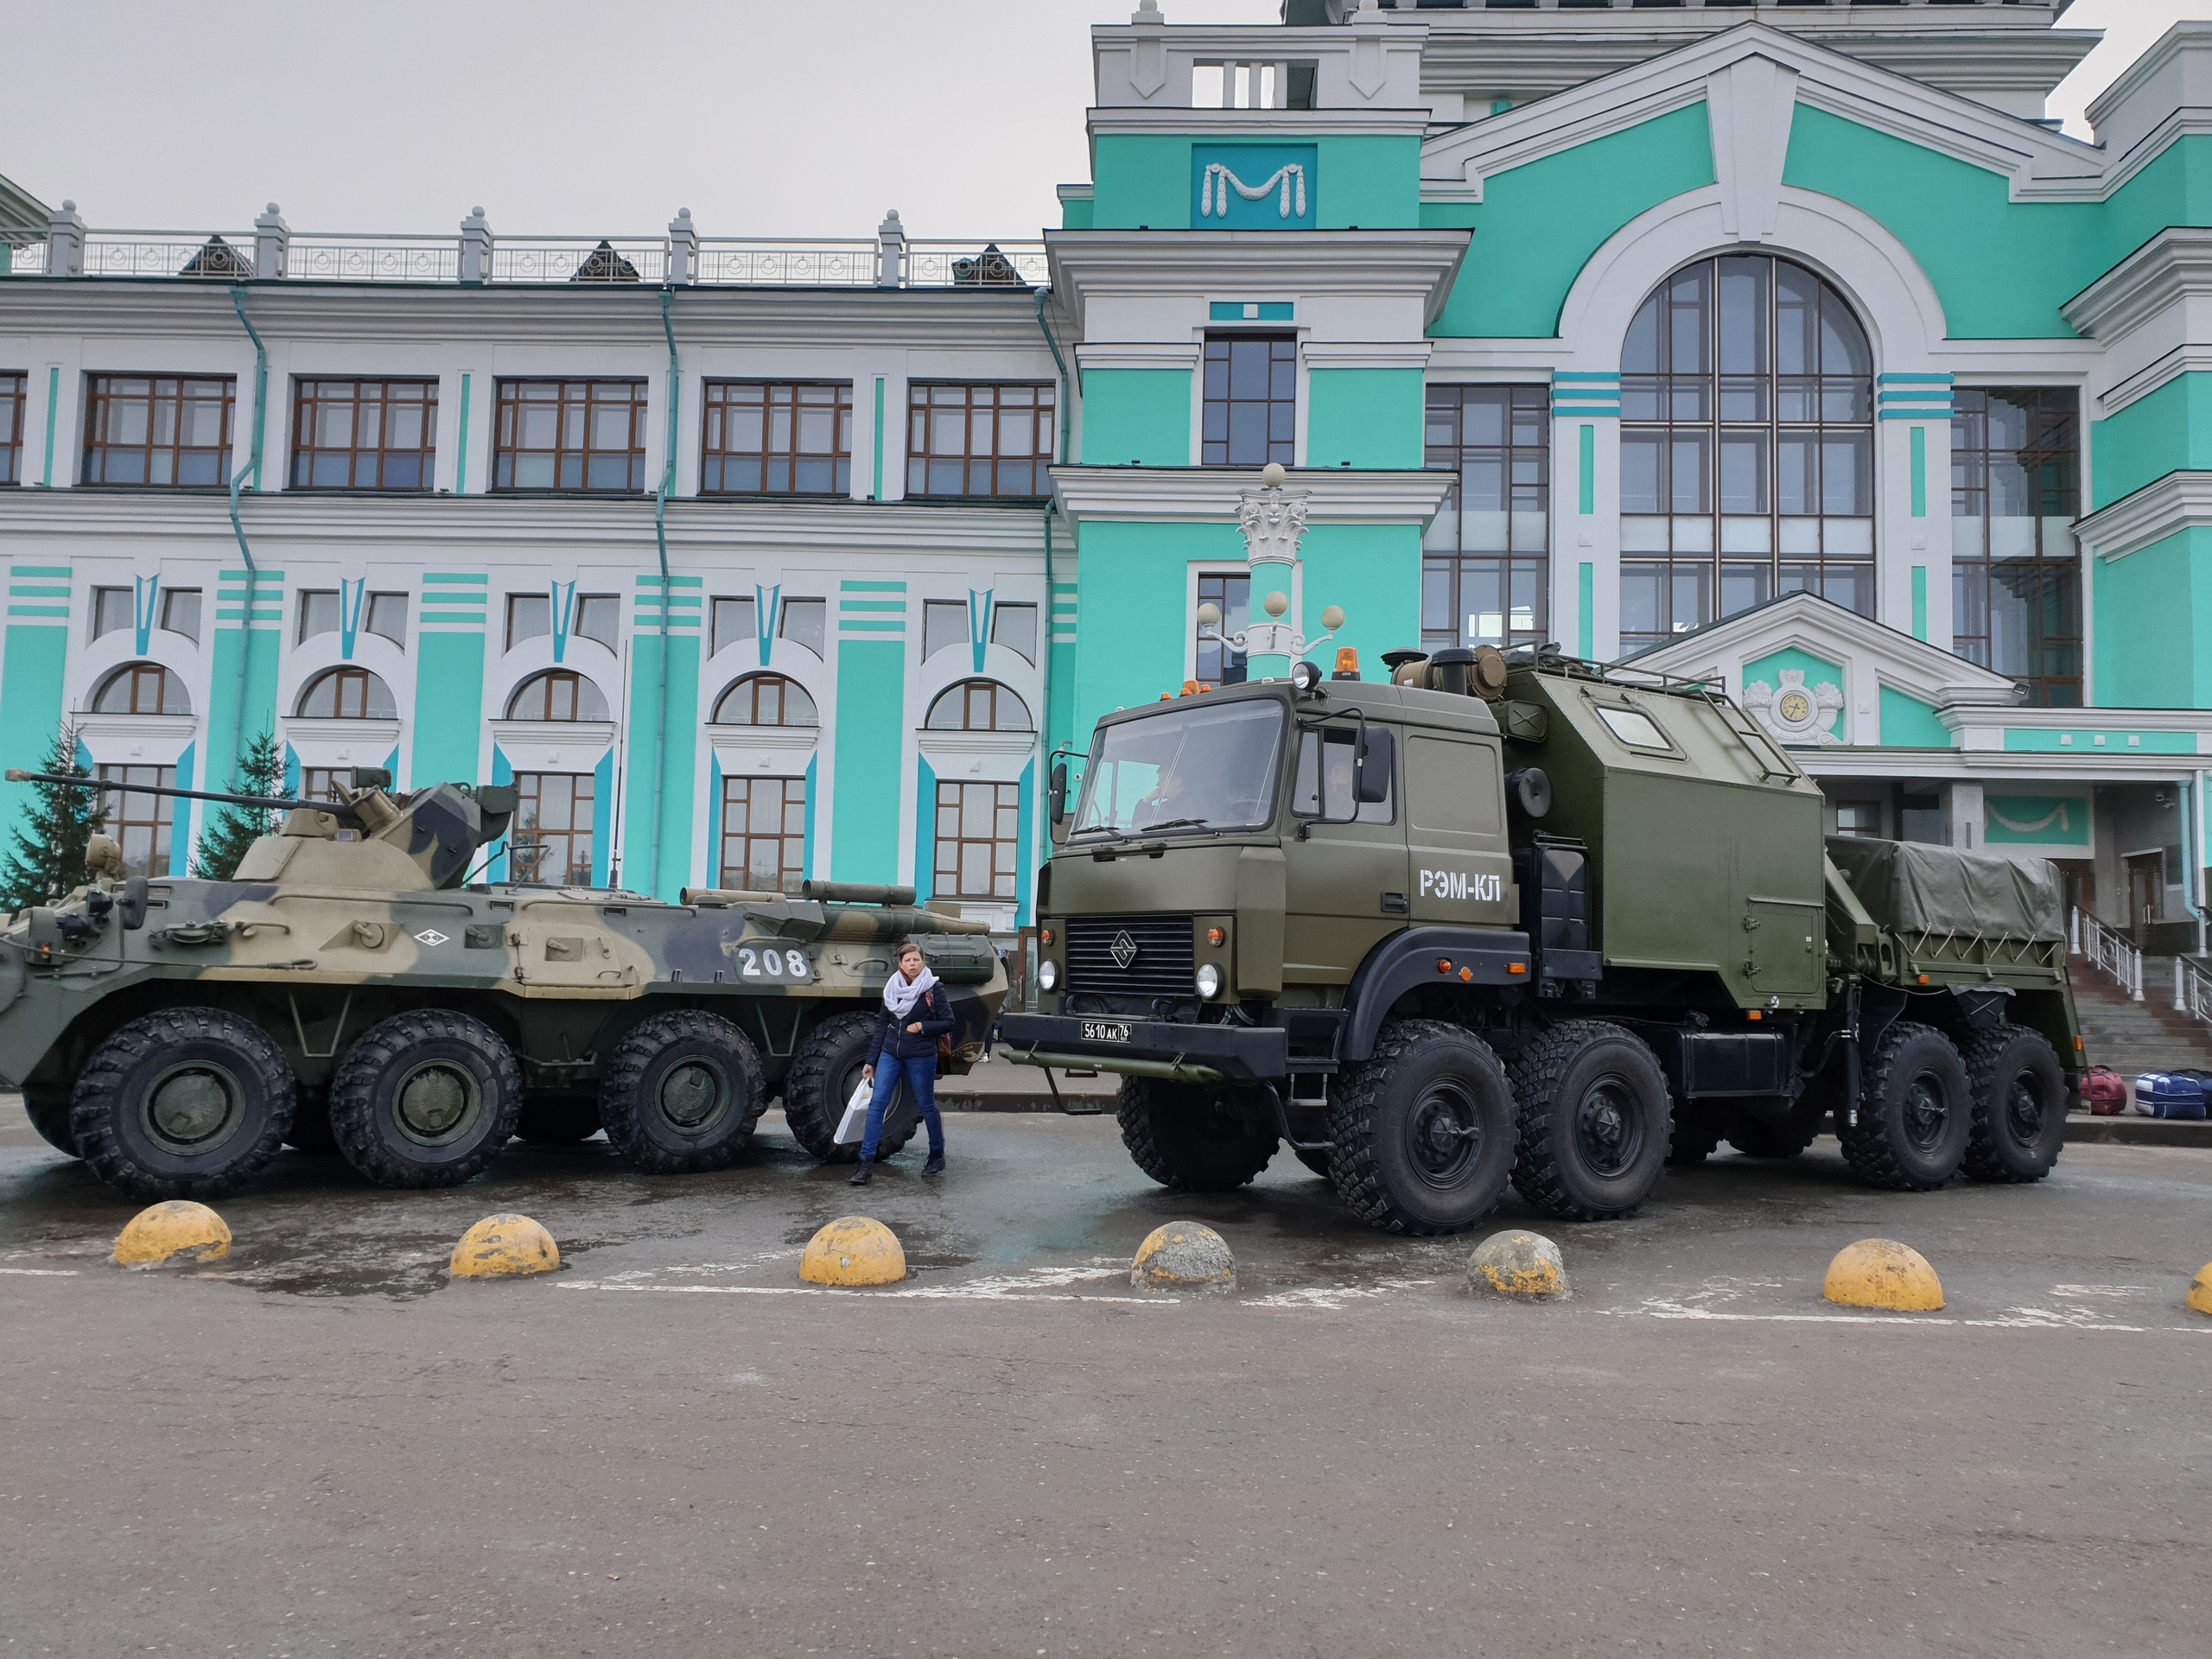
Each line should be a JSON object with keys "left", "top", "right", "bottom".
{"left": 2125, "top": 852, "right": 2164, "bottom": 938}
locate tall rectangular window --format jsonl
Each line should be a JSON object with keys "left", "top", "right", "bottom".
{"left": 710, "top": 595, "right": 756, "bottom": 658}
{"left": 702, "top": 381, "right": 852, "bottom": 495}
{"left": 290, "top": 378, "right": 438, "bottom": 490}
{"left": 1202, "top": 334, "right": 1295, "bottom": 467}
{"left": 906, "top": 383, "right": 1055, "bottom": 498}
{"left": 0, "top": 372, "right": 23, "bottom": 485}
{"left": 719, "top": 775, "right": 807, "bottom": 893}
{"left": 493, "top": 380, "right": 646, "bottom": 492}
{"left": 1196, "top": 571, "right": 1249, "bottom": 689}
{"left": 1423, "top": 385, "right": 1549, "bottom": 652}
{"left": 507, "top": 772, "right": 595, "bottom": 886}
{"left": 1952, "top": 388, "right": 2081, "bottom": 707}
{"left": 298, "top": 589, "right": 341, "bottom": 643}
{"left": 96, "top": 764, "right": 176, "bottom": 879}
{"left": 91, "top": 587, "right": 133, "bottom": 641}
{"left": 160, "top": 588, "right": 201, "bottom": 643}
{"left": 82, "top": 375, "right": 234, "bottom": 486}
{"left": 934, "top": 779, "right": 1020, "bottom": 900}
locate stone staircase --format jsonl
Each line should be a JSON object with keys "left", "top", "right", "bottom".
{"left": 2070, "top": 954, "right": 2212, "bottom": 1079}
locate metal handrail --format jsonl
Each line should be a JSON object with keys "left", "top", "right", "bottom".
{"left": 2176, "top": 954, "right": 2212, "bottom": 1029}
{"left": 2072, "top": 906, "right": 2143, "bottom": 1001}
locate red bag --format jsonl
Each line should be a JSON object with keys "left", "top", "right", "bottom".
{"left": 2082, "top": 1065, "right": 2128, "bottom": 1116}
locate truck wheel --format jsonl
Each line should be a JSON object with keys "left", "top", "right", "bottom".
{"left": 1118, "top": 1077, "right": 1279, "bottom": 1192}
{"left": 23, "top": 1085, "right": 81, "bottom": 1158}
{"left": 599, "top": 1011, "right": 767, "bottom": 1174}
{"left": 1666, "top": 1107, "right": 1724, "bottom": 1166}
{"left": 328, "top": 1011, "right": 522, "bottom": 1189}
{"left": 1960, "top": 1027, "right": 2066, "bottom": 1184}
{"left": 1326, "top": 1020, "right": 1515, "bottom": 1235}
{"left": 1510, "top": 1021, "right": 1671, "bottom": 1221}
{"left": 1294, "top": 1146, "right": 1332, "bottom": 1179}
{"left": 71, "top": 1009, "right": 296, "bottom": 1201}
{"left": 516, "top": 1096, "right": 602, "bottom": 1144}
{"left": 1836, "top": 1021, "right": 1970, "bottom": 1191}
{"left": 784, "top": 1011, "right": 917, "bottom": 1165}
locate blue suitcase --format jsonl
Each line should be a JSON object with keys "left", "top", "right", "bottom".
{"left": 2133, "top": 1071, "right": 2208, "bottom": 1119}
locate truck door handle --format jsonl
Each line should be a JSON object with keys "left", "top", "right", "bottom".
{"left": 1381, "top": 892, "right": 1408, "bottom": 915}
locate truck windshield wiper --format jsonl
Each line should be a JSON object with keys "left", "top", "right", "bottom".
{"left": 1137, "top": 817, "right": 1212, "bottom": 834}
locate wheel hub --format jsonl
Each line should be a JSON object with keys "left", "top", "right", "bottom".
{"left": 1902, "top": 1074, "right": 1949, "bottom": 1152}
{"left": 145, "top": 1066, "right": 240, "bottom": 1152}
{"left": 1406, "top": 1084, "right": 1478, "bottom": 1188}
{"left": 658, "top": 1059, "right": 728, "bottom": 1133}
{"left": 397, "top": 1064, "right": 476, "bottom": 1142}
{"left": 1575, "top": 1077, "right": 1640, "bottom": 1177}
{"left": 2005, "top": 1074, "right": 2044, "bottom": 1143}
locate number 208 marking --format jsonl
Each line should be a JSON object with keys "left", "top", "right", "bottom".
{"left": 736, "top": 947, "right": 810, "bottom": 981}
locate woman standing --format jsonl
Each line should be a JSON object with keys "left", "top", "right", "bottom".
{"left": 850, "top": 942, "right": 953, "bottom": 1185}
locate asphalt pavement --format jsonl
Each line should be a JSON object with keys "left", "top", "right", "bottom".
{"left": 3, "top": 1099, "right": 2209, "bottom": 1657}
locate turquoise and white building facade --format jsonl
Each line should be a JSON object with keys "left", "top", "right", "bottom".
{"left": 4, "top": 0, "right": 2212, "bottom": 953}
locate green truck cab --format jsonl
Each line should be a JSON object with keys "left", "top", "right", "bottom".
{"left": 998, "top": 645, "right": 2079, "bottom": 1235}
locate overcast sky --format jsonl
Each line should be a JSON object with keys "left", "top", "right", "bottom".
{"left": 4, "top": 0, "right": 2208, "bottom": 242}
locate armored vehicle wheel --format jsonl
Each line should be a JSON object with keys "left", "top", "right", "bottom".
{"left": 1726, "top": 1095, "right": 1826, "bottom": 1160}
{"left": 1119, "top": 1077, "right": 1279, "bottom": 1192}
{"left": 1326, "top": 1020, "right": 1514, "bottom": 1235}
{"left": 1294, "top": 1145, "right": 1332, "bottom": 1179}
{"left": 1510, "top": 1021, "right": 1670, "bottom": 1221}
{"left": 516, "top": 1096, "right": 602, "bottom": 1144}
{"left": 328, "top": 1011, "right": 522, "bottom": 1189}
{"left": 1960, "top": 1026, "right": 2066, "bottom": 1184}
{"left": 1666, "top": 1106, "right": 1724, "bottom": 1166}
{"left": 71, "top": 1009, "right": 296, "bottom": 1201}
{"left": 600, "top": 1011, "right": 768, "bottom": 1174}
{"left": 23, "top": 1085, "right": 80, "bottom": 1158}
{"left": 284, "top": 1090, "right": 340, "bottom": 1154}
{"left": 1836, "top": 1021, "right": 1970, "bottom": 1191}
{"left": 783, "top": 1010, "right": 917, "bottom": 1164}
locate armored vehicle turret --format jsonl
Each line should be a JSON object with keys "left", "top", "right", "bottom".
{"left": 2, "top": 770, "right": 1004, "bottom": 1200}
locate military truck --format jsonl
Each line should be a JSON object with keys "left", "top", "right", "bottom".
{"left": 0, "top": 770, "right": 1003, "bottom": 1200}
{"left": 997, "top": 645, "right": 2078, "bottom": 1234}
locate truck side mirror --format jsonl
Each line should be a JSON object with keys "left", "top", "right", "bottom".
{"left": 1508, "top": 766, "right": 1552, "bottom": 818}
{"left": 1354, "top": 728, "right": 1394, "bottom": 804}
{"left": 1049, "top": 762, "right": 1068, "bottom": 826}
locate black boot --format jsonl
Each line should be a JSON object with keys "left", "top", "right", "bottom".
{"left": 923, "top": 1150, "right": 945, "bottom": 1176}
{"left": 849, "top": 1160, "right": 873, "bottom": 1185}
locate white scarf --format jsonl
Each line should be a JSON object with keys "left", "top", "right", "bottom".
{"left": 884, "top": 965, "right": 939, "bottom": 1020}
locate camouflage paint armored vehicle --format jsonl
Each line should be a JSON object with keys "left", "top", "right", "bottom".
{"left": 0, "top": 771, "right": 1003, "bottom": 1200}
{"left": 999, "top": 645, "right": 2079, "bottom": 1235}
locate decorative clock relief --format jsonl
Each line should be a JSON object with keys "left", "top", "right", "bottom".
{"left": 1745, "top": 668, "right": 1844, "bottom": 747}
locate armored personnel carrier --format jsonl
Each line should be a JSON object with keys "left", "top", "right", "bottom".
{"left": 1, "top": 770, "right": 1003, "bottom": 1200}
{"left": 999, "top": 645, "right": 2078, "bottom": 1234}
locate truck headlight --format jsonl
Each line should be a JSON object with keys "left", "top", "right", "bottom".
{"left": 1195, "top": 963, "right": 1222, "bottom": 999}
{"left": 1038, "top": 959, "right": 1058, "bottom": 992}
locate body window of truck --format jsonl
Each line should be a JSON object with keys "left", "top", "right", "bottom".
{"left": 1292, "top": 726, "right": 1393, "bottom": 823}
{"left": 1071, "top": 699, "right": 1285, "bottom": 837}
{"left": 1593, "top": 703, "right": 1675, "bottom": 753}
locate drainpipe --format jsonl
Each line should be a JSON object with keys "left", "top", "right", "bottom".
{"left": 1033, "top": 288, "right": 1072, "bottom": 753}
{"left": 226, "top": 286, "right": 269, "bottom": 789}
{"left": 648, "top": 286, "right": 679, "bottom": 896}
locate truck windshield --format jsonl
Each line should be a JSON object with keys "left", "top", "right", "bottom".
{"left": 1071, "top": 698, "right": 1286, "bottom": 838}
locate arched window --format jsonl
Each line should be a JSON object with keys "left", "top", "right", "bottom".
{"left": 1618, "top": 254, "right": 1875, "bottom": 652}
{"left": 925, "top": 678, "right": 1032, "bottom": 733}
{"left": 711, "top": 673, "right": 818, "bottom": 727}
{"left": 296, "top": 666, "right": 397, "bottom": 720}
{"left": 505, "top": 669, "right": 609, "bottom": 721}
{"left": 92, "top": 662, "right": 191, "bottom": 715}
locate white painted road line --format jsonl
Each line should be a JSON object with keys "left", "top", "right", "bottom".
{"left": 558, "top": 1280, "right": 1176, "bottom": 1306}
{"left": 0, "top": 1267, "right": 79, "bottom": 1276}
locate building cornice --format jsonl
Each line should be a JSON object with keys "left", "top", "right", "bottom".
{"left": 2073, "top": 469, "right": 2212, "bottom": 565}
{"left": 1048, "top": 464, "right": 1449, "bottom": 528}
{"left": 2061, "top": 226, "right": 2212, "bottom": 345}
{"left": 1043, "top": 229, "right": 1469, "bottom": 332}
{"left": 1086, "top": 106, "right": 1434, "bottom": 142}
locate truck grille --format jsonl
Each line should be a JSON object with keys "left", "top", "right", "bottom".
{"left": 1065, "top": 914, "right": 1194, "bottom": 997}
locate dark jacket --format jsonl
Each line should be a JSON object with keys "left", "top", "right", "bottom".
{"left": 869, "top": 980, "right": 955, "bottom": 1067}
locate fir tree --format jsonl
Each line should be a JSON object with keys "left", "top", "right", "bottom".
{"left": 0, "top": 722, "right": 105, "bottom": 915}
{"left": 191, "top": 730, "right": 285, "bottom": 880}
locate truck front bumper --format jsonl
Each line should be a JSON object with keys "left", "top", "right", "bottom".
{"left": 995, "top": 1013, "right": 1287, "bottom": 1086}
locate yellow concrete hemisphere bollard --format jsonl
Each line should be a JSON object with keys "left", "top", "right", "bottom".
{"left": 800, "top": 1216, "right": 906, "bottom": 1287}
{"left": 449, "top": 1213, "right": 561, "bottom": 1278}
{"left": 1130, "top": 1221, "right": 1236, "bottom": 1292}
{"left": 1465, "top": 1230, "right": 1569, "bottom": 1300}
{"left": 1822, "top": 1237, "right": 1943, "bottom": 1312}
{"left": 112, "top": 1200, "right": 232, "bottom": 1267}
{"left": 2189, "top": 1262, "right": 2212, "bottom": 1318}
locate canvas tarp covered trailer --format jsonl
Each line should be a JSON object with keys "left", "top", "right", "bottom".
{"left": 1825, "top": 837, "right": 2065, "bottom": 944}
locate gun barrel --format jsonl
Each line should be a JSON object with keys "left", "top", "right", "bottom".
{"left": 3, "top": 769, "right": 362, "bottom": 822}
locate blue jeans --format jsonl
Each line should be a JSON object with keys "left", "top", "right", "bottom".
{"left": 861, "top": 1053, "right": 944, "bottom": 1161}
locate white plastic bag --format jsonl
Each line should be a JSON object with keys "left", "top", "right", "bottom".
{"left": 834, "top": 1076, "right": 873, "bottom": 1146}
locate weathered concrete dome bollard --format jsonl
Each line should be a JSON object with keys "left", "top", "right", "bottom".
{"left": 2189, "top": 1262, "right": 2212, "bottom": 1318}
{"left": 1130, "top": 1221, "right": 1236, "bottom": 1293}
{"left": 1465, "top": 1230, "right": 1569, "bottom": 1300}
{"left": 1822, "top": 1237, "right": 1943, "bottom": 1311}
{"left": 449, "top": 1213, "right": 562, "bottom": 1278}
{"left": 800, "top": 1217, "right": 907, "bottom": 1287}
{"left": 112, "top": 1200, "right": 232, "bottom": 1267}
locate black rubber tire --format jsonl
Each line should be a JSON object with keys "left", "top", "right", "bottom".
{"left": 515, "top": 1096, "right": 603, "bottom": 1144}
{"left": 1836, "top": 1020, "right": 1971, "bottom": 1191}
{"left": 1726, "top": 1095, "right": 1826, "bottom": 1160}
{"left": 1961, "top": 1026, "right": 2067, "bottom": 1184}
{"left": 327, "top": 1010, "right": 522, "bottom": 1189}
{"left": 1294, "top": 1145, "right": 1332, "bottom": 1179}
{"left": 71, "top": 1008, "right": 296, "bottom": 1201}
{"left": 1510, "top": 1020, "right": 1671, "bottom": 1221}
{"left": 23, "top": 1086, "right": 80, "bottom": 1158}
{"left": 1325, "top": 1019, "right": 1515, "bottom": 1235}
{"left": 783, "top": 1009, "right": 917, "bottom": 1165}
{"left": 1666, "top": 1106, "right": 1725, "bottom": 1167}
{"left": 599, "top": 1010, "right": 768, "bottom": 1174}
{"left": 1118, "top": 1077, "right": 1279, "bottom": 1192}
{"left": 283, "top": 1089, "right": 340, "bottom": 1154}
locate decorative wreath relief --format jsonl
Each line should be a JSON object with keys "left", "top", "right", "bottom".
{"left": 1199, "top": 162, "right": 1308, "bottom": 220}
